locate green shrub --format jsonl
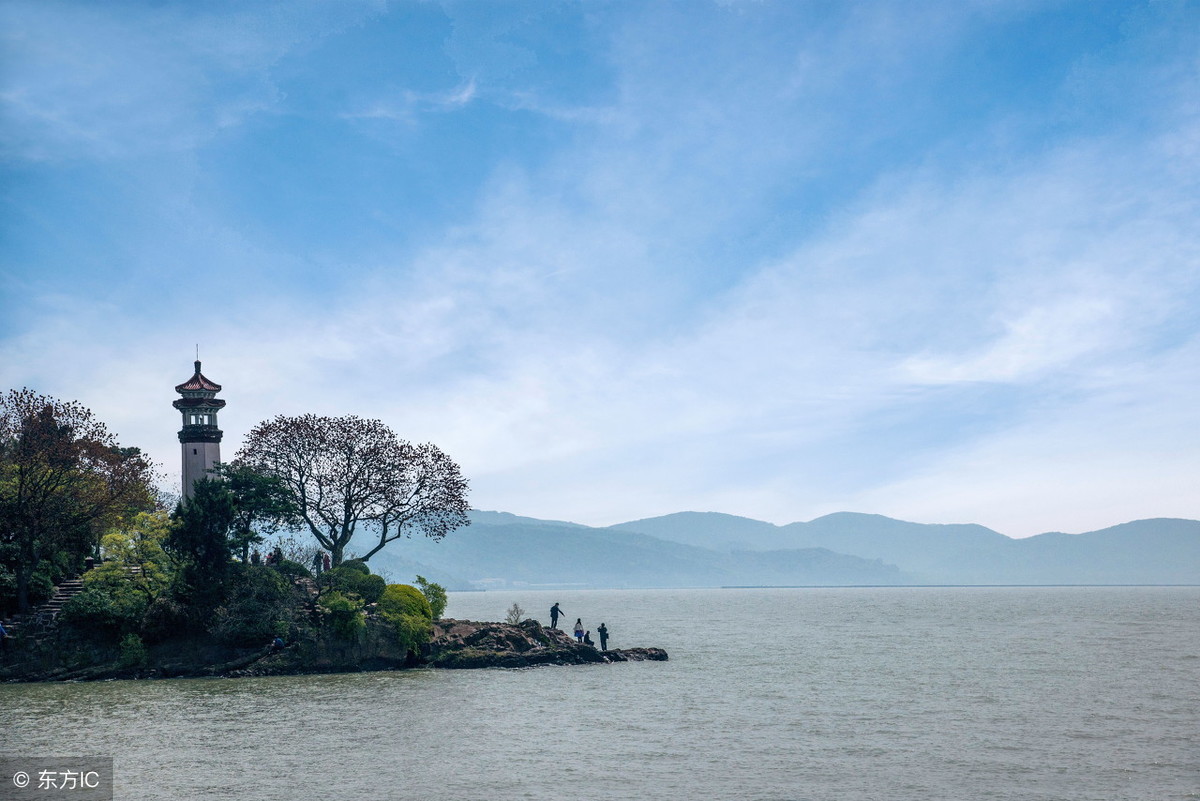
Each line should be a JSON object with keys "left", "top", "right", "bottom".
{"left": 414, "top": 575, "right": 447, "bottom": 619}
{"left": 389, "top": 612, "right": 433, "bottom": 658}
{"left": 319, "top": 591, "right": 365, "bottom": 639}
{"left": 27, "top": 565, "right": 56, "bottom": 606}
{"left": 358, "top": 574, "right": 385, "bottom": 603}
{"left": 209, "top": 566, "right": 294, "bottom": 647}
{"left": 59, "top": 586, "right": 147, "bottom": 640}
{"left": 274, "top": 559, "right": 312, "bottom": 580}
{"left": 140, "top": 596, "right": 190, "bottom": 644}
{"left": 340, "top": 559, "right": 370, "bottom": 575}
{"left": 322, "top": 566, "right": 385, "bottom": 603}
{"left": 378, "top": 584, "right": 432, "bottom": 619}
{"left": 118, "top": 633, "right": 148, "bottom": 668}
{"left": 378, "top": 584, "right": 433, "bottom": 657}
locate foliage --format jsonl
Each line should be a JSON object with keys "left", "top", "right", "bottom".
{"left": 139, "top": 596, "right": 190, "bottom": 644}
{"left": 209, "top": 566, "right": 295, "bottom": 647}
{"left": 236, "top": 413, "right": 470, "bottom": 567}
{"left": 378, "top": 583, "right": 433, "bottom": 657}
{"left": 274, "top": 559, "right": 312, "bottom": 580}
{"left": 414, "top": 575, "right": 447, "bottom": 619}
{"left": 0, "top": 388, "right": 157, "bottom": 612}
{"left": 91, "top": 510, "right": 174, "bottom": 604}
{"left": 504, "top": 602, "right": 525, "bottom": 625}
{"left": 168, "top": 479, "right": 235, "bottom": 612}
{"left": 321, "top": 565, "right": 385, "bottom": 604}
{"left": 388, "top": 612, "right": 433, "bottom": 658}
{"left": 59, "top": 585, "right": 147, "bottom": 641}
{"left": 318, "top": 591, "right": 365, "bottom": 639}
{"left": 170, "top": 480, "right": 235, "bottom": 571}
{"left": 208, "top": 462, "right": 299, "bottom": 563}
{"left": 118, "top": 633, "right": 148, "bottom": 668}
{"left": 377, "top": 584, "right": 431, "bottom": 619}
{"left": 340, "top": 559, "right": 370, "bottom": 575}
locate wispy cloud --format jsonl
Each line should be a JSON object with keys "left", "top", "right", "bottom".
{"left": 343, "top": 78, "right": 478, "bottom": 123}
{"left": 2, "top": 1, "right": 1197, "bottom": 537}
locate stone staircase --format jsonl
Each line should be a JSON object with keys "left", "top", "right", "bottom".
{"left": 2, "top": 576, "right": 87, "bottom": 639}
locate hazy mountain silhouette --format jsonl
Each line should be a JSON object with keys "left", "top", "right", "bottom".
{"left": 367, "top": 511, "right": 907, "bottom": 590}
{"left": 367, "top": 510, "right": 1199, "bottom": 589}
{"left": 613, "top": 512, "right": 1200, "bottom": 585}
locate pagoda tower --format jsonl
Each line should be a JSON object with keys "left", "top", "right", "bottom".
{"left": 173, "top": 360, "right": 226, "bottom": 499}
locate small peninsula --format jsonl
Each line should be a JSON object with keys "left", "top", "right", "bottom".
{"left": 1, "top": 555, "right": 666, "bottom": 684}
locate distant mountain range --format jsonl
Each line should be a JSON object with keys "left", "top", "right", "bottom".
{"left": 365, "top": 510, "right": 1200, "bottom": 590}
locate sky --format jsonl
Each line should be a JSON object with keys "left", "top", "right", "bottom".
{"left": 2, "top": 0, "right": 1198, "bottom": 538}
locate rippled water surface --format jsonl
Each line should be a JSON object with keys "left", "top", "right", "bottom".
{"left": 3, "top": 587, "right": 1198, "bottom": 800}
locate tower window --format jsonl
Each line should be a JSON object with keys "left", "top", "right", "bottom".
{"left": 193, "top": 449, "right": 197, "bottom": 455}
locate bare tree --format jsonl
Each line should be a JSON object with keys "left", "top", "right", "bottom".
{"left": 235, "top": 414, "right": 469, "bottom": 566}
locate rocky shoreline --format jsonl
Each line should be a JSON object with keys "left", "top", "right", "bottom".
{"left": 1, "top": 618, "right": 667, "bottom": 682}
{"left": 426, "top": 618, "right": 667, "bottom": 669}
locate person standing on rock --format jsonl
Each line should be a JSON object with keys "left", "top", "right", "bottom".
{"left": 573, "top": 618, "right": 584, "bottom": 643}
{"left": 549, "top": 602, "right": 563, "bottom": 629}
{"left": 597, "top": 623, "right": 609, "bottom": 651}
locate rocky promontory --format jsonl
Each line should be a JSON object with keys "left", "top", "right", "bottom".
{"left": 1, "top": 617, "right": 666, "bottom": 682}
{"left": 427, "top": 618, "right": 668, "bottom": 669}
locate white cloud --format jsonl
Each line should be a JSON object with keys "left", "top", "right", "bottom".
{"left": 3, "top": 2, "right": 1198, "bottom": 537}
{"left": 899, "top": 298, "right": 1117, "bottom": 385}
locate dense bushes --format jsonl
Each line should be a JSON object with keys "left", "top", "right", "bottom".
{"left": 210, "top": 566, "right": 295, "bottom": 647}
{"left": 321, "top": 565, "right": 385, "bottom": 603}
{"left": 340, "top": 559, "right": 370, "bottom": 575}
{"left": 319, "top": 591, "right": 366, "bottom": 639}
{"left": 59, "top": 586, "right": 146, "bottom": 641}
{"left": 378, "top": 584, "right": 431, "bottom": 619}
{"left": 274, "top": 559, "right": 311, "bottom": 580}
{"left": 378, "top": 583, "right": 433, "bottom": 657}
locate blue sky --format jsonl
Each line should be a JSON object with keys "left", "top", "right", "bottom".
{"left": 2, "top": 0, "right": 1198, "bottom": 537}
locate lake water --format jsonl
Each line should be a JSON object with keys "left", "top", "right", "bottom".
{"left": 3, "top": 587, "right": 1198, "bottom": 800}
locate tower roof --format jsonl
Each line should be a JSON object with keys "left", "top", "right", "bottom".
{"left": 175, "top": 360, "right": 222, "bottom": 393}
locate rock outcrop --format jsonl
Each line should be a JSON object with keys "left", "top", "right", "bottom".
{"left": 426, "top": 618, "right": 668, "bottom": 669}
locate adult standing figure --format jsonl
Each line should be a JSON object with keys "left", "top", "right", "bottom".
{"left": 573, "top": 618, "right": 584, "bottom": 643}
{"left": 549, "top": 602, "right": 563, "bottom": 629}
{"left": 597, "top": 623, "right": 609, "bottom": 651}
{"left": 311, "top": 551, "right": 323, "bottom": 575}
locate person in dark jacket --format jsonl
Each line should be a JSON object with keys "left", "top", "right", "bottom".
{"left": 549, "top": 602, "right": 563, "bottom": 629}
{"left": 597, "top": 623, "right": 609, "bottom": 651}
